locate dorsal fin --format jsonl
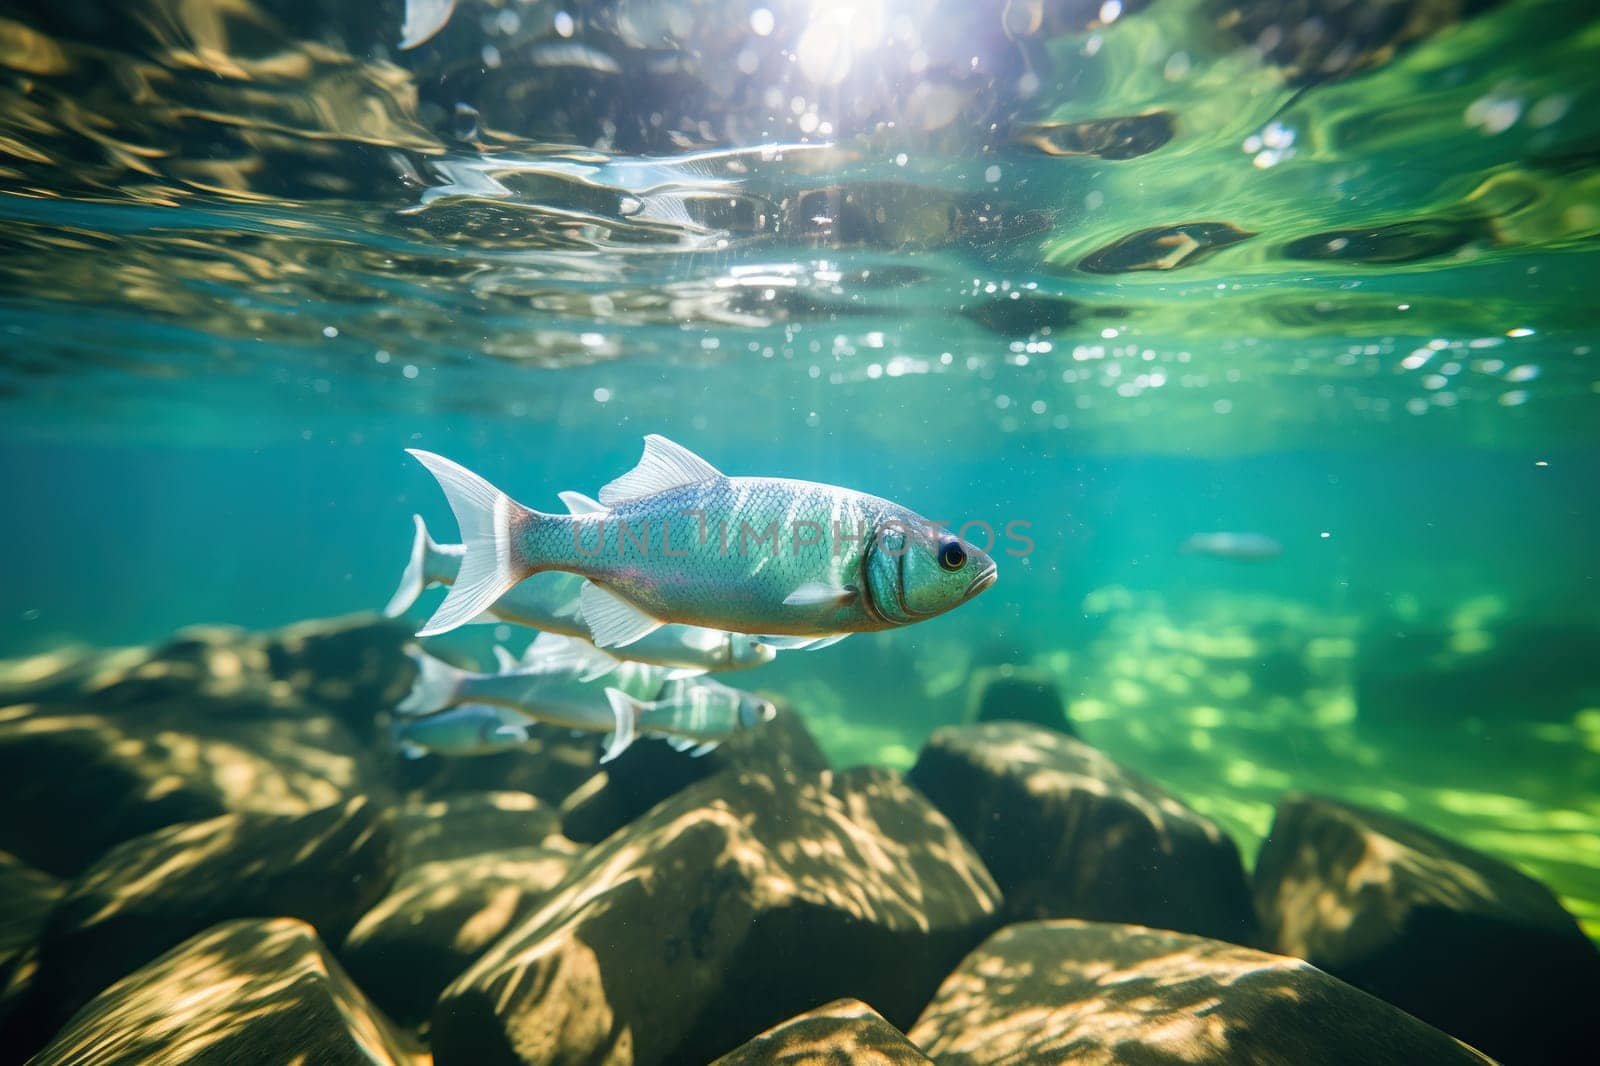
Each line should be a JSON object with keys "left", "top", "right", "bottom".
{"left": 599, "top": 435, "right": 722, "bottom": 505}
{"left": 559, "top": 490, "right": 606, "bottom": 515}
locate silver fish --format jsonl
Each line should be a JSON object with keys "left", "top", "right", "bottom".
{"left": 407, "top": 434, "right": 998, "bottom": 646}
{"left": 385, "top": 509, "right": 783, "bottom": 673}
{"left": 520, "top": 626, "right": 774, "bottom": 679}
{"left": 604, "top": 676, "right": 777, "bottom": 758}
{"left": 390, "top": 703, "right": 537, "bottom": 759}
{"left": 398, "top": 644, "right": 669, "bottom": 762}
{"left": 1179, "top": 532, "right": 1284, "bottom": 561}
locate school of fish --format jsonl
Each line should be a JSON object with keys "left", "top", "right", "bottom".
{"left": 387, "top": 434, "right": 997, "bottom": 762}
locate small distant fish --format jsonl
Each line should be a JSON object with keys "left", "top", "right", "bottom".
{"left": 390, "top": 703, "right": 537, "bottom": 759}
{"left": 1179, "top": 532, "right": 1284, "bottom": 560}
{"left": 407, "top": 434, "right": 997, "bottom": 645}
{"left": 604, "top": 676, "right": 777, "bottom": 759}
{"left": 399, "top": 0, "right": 456, "bottom": 49}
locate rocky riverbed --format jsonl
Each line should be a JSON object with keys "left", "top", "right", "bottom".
{"left": 1, "top": 614, "right": 1596, "bottom": 1064}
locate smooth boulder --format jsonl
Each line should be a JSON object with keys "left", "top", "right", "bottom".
{"left": 708, "top": 998, "right": 934, "bottom": 1065}
{"left": 908, "top": 920, "right": 1495, "bottom": 1065}
{"left": 1254, "top": 793, "right": 1600, "bottom": 1065}
{"left": 341, "top": 845, "right": 577, "bottom": 1026}
{"left": 9, "top": 797, "right": 396, "bottom": 1059}
{"left": 908, "top": 722, "right": 1255, "bottom": 942}
{"left": 0, "top": 851, "right": 61, "bottom": 1034}
{"left": 0, "top": 703, "right": 385, "bottom": 876}
{"left": 432, "top": 766, "right": 1001, "bottom": 1066}
{"left": 560, "top": 704, "right": 830, "bottom": 843}
{"left": 393, "top": 790, "right": 565, "bottom": 866}
{"left": 29, "top": 918, "right": 419, "bottom": 1065}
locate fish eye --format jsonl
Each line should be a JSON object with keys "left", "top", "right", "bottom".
{"left": 938, "top": 537, "right": 967, "bottom": 572}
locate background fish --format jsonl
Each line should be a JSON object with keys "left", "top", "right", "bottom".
{"left": 389, "top": 702, "right": 537, "bottom": 759}
{"left": 408, "top": 435, "right": 998, "bottom": 645}
{"left": 1179, "top": 532, "right": 1285, "bottom": 561}
{"left": 605, "top": 676, "right": 777, "bottom": 759}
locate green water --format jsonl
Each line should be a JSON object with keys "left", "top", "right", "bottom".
{"left": 1, "top": 0, "right": 1598, "bottom": 943}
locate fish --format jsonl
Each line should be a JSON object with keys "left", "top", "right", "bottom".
{"left": 398, "top": 644, "right": 670, "bottom": 761}
{"left": 406, "top": 434, "right": 998, "bottom": 646}
{"left": 390, "top": 703, "right": 539, "bottom": 759}
{"left": 1179, "top": 532, "right": 1284, "bottom": 561}
{"left": 385, "top": 509, "right": 788, "bottom": 673}
{"left": 603, "top": 676, "right": 777, "bottom": 759}
{"left": 397, "top": 640, "right": 619, "bottom": 718}
{"left": 520, "top": 626, "right": 775, "bottom": 679}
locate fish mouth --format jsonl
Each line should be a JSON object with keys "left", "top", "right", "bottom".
{"left": 966, "top": 563, "right": 998, "bottom": 598}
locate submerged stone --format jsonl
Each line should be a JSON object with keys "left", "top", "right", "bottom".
{"left": 394, "top": 790, "right": 565, "bottom": 866}
{"left": 967, "top": 670, "right": 1076, "bottom": 735}
{"left": 1254, "top": 793, "right": 1600, "bottom": 1065}
{"left": 0, "top": 704, "right": 386, "bottom": 876}
{"left": 560, "top": 703, "right": 830, "bottom": 844}
{"left": 29, "top": 918, "right": 419, "bottom": 1066}
{"left": 431, "top": 766, "right": 1000, "bottom": 1066}
{"left": 8, "top": 797, "right": 396, "bottom": 1060}
{"left": 0, "top": 851, "right": 60, "bottom": 1036}
{"left": 908, "top": 722, "right": 1255, "bottom": 942}
{"left": 708, "top": 998, "right": 934, "bottom": 1065}
{"left": 909, "top": 919, "right": 1494, "bottom": 1064}
{"left": 1078, "top": 221, "right": 1255, "bottom": 273}
{"left": 341, "top": 846, "right": 577, "bottom": 1026}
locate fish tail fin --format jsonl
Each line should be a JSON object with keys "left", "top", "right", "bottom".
{"left": 396, "top": 647, "right": 465, "bottom": 717}
{"left": 407, "top": 450, "right": 543, "bottom": 637}
{"left": 384, "top": 514, "right": 447, "bottom": 617}
{"left": 600, "top": 687, "right": 646, "bottom": 763}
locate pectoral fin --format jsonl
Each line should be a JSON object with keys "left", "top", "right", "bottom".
{"left": 781, "top": 582, "right": 857, "bottom": 608}
{"left": 580, "top": 582, "right": 665, "bottom": 648}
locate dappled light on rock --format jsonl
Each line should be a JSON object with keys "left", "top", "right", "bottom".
{"left": 909, "top": 722, "right": 1255, "bottom": 942}
{"left": 431, "top": 766, "right": 1000, "bottom": 1066}
{"left": 708, "top": 997, "right": 934, "bottom": 1065}
{"left": 29, "top": 918, "right": 421, "bottom": 1066}
{"left": 908, "top": 919, "right": 1496, "bottom": 1065}
{"left": 1254, "top": 793, "right": 1600, "bottom": 1064}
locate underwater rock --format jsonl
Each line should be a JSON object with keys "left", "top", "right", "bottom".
{"left": 0, "top": 703, "right": 387, "bottom": 877}
{"left": 410, "top": 724, "right": 604, "bottom": 807}
{"left": 708, "top": 998, "right": 935, "bottom": 1065}
{"left": 1254, "top": 793, "right": 1600, "bottom": 1066}
{"left": 1078, "top": 221, "right": 1256, "bottom": 273}
{"left": 1012, "top": 111, "right": 1177, "bottom": 160}
{"left": 560, "top": 703, "right": 830, "bottom": 844}
{"left": 967, "top": 669, "right": 1076, "bottom": 735}
{"left": 28, "top": 918, "right": 419, "bottom": 1066}
{"left": 0, "top": 851, "right": 60, "bottom": 1036}
{"left": 394, "top": 790, "right": 566, "bottom": 867}
{"left": 0, "top": 614, "right": 412, "bottom": 740}
{"left": 341, "top": 846, "right": 577, "bottom": 1027}
{"left": 431, "top": 765, "right": 1001, "bottom": 1066}
{"left": 908, "top": 919, "right": 1495, "bottom": 1064}
{"left": 9, "top": 797, "right": 397, "bottom": 1059}
{"left": 908, "top": 722, "right": 1255, "bottom": 942}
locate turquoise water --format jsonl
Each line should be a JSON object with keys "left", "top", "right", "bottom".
{"left": 2, "top": 0, "right": 1599, "bottom": 997}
